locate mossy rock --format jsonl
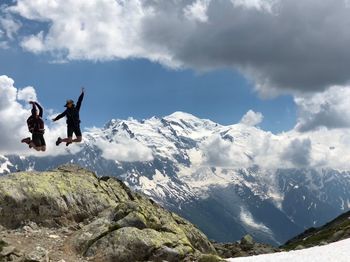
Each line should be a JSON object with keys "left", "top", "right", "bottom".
{"left": 0, "top": 164, "right": 219, "bottom": 261}
{"left": 0, "top": 239, "right": 7, "bottom": 253}
{"left": 198, "top": 254, "right": 225, "bottom": 262}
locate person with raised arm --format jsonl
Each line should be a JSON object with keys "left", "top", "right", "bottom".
{"left": 52, "top": 88, "right": 85, "bottom": 146}
{"left": 21, "top": 101, "right": 46, "bottom": 151}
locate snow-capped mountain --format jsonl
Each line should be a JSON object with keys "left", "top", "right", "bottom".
{"left": 1, "top": 112, "right": 350, "bottom": 245}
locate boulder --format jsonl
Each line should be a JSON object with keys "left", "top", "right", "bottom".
{"left": 240, "top": 234, "right": 254, "bottom": 250}
{"left": 213, "top": 237, "right": 278, "bottom": 259}
{"left": 295, "top": 245, "right": 305, "bottom": 250}
{"left": 0, "top": 165, "right": 125, "bottom": 228}
{"left": 71, "top": 197, "right": 216, "bottom": 260}
{"left": 329, "top": 230, "right": 345, "bottom": 242}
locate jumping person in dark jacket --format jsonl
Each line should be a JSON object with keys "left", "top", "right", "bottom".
{"left": 21, "top": 101, "right": 46, "bottom": 151}
{"left": 53, "top": 88, "right": 85, "bottom": 146}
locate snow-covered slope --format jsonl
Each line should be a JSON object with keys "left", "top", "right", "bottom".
{"left": 1, "top": 112, "right": 350, "bottom": 245}
{"left": 227, "top": 238, "right": 350, "bottom": 262}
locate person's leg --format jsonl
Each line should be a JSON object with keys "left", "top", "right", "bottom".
{"left": 31, "top": 134, "right": 40, "bottom": 150}
{"left": 40, "top": 135, "right": 46, "bottom": 152}
{"left": 32, "top": 146, "right": 41, "bottom": 151}
{"left": 56, "top": 125, "right": 73, "bottom": 145}
{"left": 21, "top": 137, "right": 31, "bottom": 144}
{"left": 65, "top": 125, "right": 82, "bottom": 146}
{"left": 72, "top": 136, "right": 82, "bottom": 142}
{"left": 61, "top": 137, "right": 73, "bottom": 142}
{"left": 29, "top": 141, "right": 41, "bottom": 151}
{"left": 72, "top": 126, "right": 82, "bottom": 143}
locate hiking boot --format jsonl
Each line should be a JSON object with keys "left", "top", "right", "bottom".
{"left": 21, "top": 137, "right": 31, "bottom": 144}
{"left": 56, "top": 137, "right": 62, "bottom": 146}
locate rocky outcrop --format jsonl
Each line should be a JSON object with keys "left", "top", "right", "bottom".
{"left": 213, "top": 234, "right": 279, "bottom": 259}
{"left": 0, "top": 165, "right": 221, "bottom": 262}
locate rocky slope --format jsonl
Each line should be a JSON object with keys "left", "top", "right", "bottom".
{"left": 6, "top": 163, "right": 347, "bottom": 261}
{"left": 0, "top": 164, "right": 222, "bottom": 262}
{"left": 282, "top": 210, "right": 350, "bottom": 251}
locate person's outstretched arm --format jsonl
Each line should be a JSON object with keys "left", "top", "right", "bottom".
{"left": 52, "top": 111, "right": 67, "bottom": 122}
{"left": 76, "top": 87, "right": 85, "bottom": 112}
{"left": 34, "top": 102, "right": 43, "bottom": 117}
{"left": 29, "top": 101, "right": 36, "bottom": 112}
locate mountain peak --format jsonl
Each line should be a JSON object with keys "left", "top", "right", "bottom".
{"left": 164, "top": 111, "right": 200, "bottom": 121}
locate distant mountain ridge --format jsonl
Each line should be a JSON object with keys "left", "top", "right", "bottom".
{"left": 282, "top": 209, "right": 350, "bottom": 250}
{"left": 1, "top": 112, "right": 350, "bottom": 245}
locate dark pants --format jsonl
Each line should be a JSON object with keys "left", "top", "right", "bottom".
{"left": 67, "top": 124, "right": 82, "bottom": 138}
{"left": 32, "top": 133, "right": 46, "bottom": 147}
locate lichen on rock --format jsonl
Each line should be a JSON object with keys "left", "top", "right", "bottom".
{"left": 0, "top": 164, "right": 219, "bottom": 261}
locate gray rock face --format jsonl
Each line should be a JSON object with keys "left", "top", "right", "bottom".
{"left": 0, "top": 240, "right": 23, "bottom": 262}
{"left": 0, "top": 164, "right": 220, "bottom": 261}
{"left": 0, "top": 165, "right": 127, "bottom": 228}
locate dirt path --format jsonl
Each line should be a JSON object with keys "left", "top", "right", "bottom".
{"left": 0, "top": 223, "right": 89, "bottom": 262}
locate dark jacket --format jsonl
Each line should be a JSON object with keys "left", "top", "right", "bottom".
{"left": 54, "top": 92, "right": 84, "bottom": 127}
{"left": 27, "top": 102, "right": 45, "bottom": 134}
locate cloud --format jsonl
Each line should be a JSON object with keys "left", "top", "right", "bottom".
{"left": 233, "top": 0, "right": 276, "bottom": 12}
{"left": 17, "top": 86, "right": 37, "bottom": 102}
{"left": 96, "top": 138, "right": 154, "bottom": 162}
{"left": 0, "top": 6, "right": 21, "bottom": 48}
{"left": 184, "top": 0, "right": 211, "bottom": 22}
{"left": 240, "top": 207, "right": 272, "bottom": 233}
{"left": 0, "top": 75, "right": 37, "bottom": 154}
{"left": 0, "top": 15, "right": 21, "bottom": 40}
{"left": 10, "top": 0, "right": 165, "bottom": 62}
{"left": 240, "top": 110, "right": 263, "bottom": 126}
{"left": 21, "top": 31, "right": 44, "bottom": 53}
{"left": 201, "top": 134, "right": 251, "bottom": 168}
{"left": 282, "top": 138, "right": 312, "bottom": 167}
{"left": 6, "top": 0, "right": 350, "bottom": 95}
{"left": 295, "top": 86, "right": 350, "bottom": 132}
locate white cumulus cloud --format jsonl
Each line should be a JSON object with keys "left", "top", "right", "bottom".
{"left": 97, "top": 139, "right": 154, "bottom": 162}
{"left": 295, "top": 86, "right": 350, "bottom": 132}
{"left": 201, "top": 134, "right": 251, "bottom": 168}
{"left": 240, "top": 110, "right": 264, "bottom": 126}
{"left": 21, "top": 31, "right": 45, "bottom": 54}
{"left": 184, "top": 0, "right": 211, "bottom": 22}
{"left": 282, "top": 138, "right": 312, "bottom": 167}
{"left": 17, "top": 86, "right": 37, "bottom": 102}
